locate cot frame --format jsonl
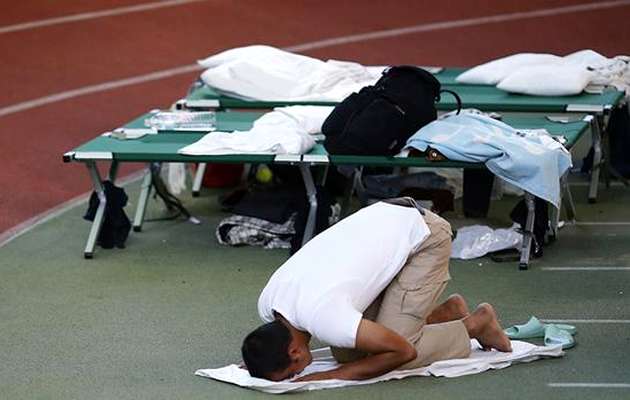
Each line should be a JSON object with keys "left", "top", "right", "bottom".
{"left": 182, "top": 71, "right": 626, "bottom": 202}
{"left": 64, "top": 112, "right": 590, "bottom": 270}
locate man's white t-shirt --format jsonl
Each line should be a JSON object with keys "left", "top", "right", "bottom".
{"left": 257, "top": 202, "right": 430, "bottom": 348}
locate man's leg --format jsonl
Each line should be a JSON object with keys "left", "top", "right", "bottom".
{"left": 426, "top": 293, "right": 469, "bottom": 324}
{"left": 375, "top": 208, "right": 454, "bottom": 335}
{"left": 374, "top": 208, "right": 474, "bottom": 368}
{"left": 331, "top": 293, "right": 469, "bottom": 364}
{"left": 403, "top": 303, "right": 511, "bottom": 369}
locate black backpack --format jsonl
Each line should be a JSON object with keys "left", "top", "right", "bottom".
{"left": 322, "top": 66, "right": 461, "bottom": 156}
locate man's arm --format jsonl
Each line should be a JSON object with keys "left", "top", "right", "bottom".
{"left": 293, "top": 319, "right": 416, "bottom": 381}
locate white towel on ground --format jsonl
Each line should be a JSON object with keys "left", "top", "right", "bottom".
{"left": 178, "top": 106, "right": 333, "bottom": 156}
{"left": 195, "top": 340, "right": 563, "bottom": 394}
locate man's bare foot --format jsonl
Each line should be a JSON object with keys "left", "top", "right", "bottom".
{"left": 426, "top": 294, "right": 470, "bottom": 324}
{"left": 464, "top": 303, "right": 512, "bottom": 352}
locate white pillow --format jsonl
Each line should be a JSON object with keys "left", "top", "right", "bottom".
{"left": 497, "top": 64, "right": 593, "bottom": 96}
{"left": 456, "top": 53, "right": 563, "bottom": 85}
{"left": 197, "top": 45, "right": 320, "bottom": 69}
{"left": 563, "top": 49, "right": 609, "bottom": 68}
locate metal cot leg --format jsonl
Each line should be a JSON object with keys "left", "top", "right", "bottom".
{"left": 519, "top": 192, "right": 536, "bottom": 270}
{"left": 588, "top": 117, "right": 603, "bottom": 203}
{"left": 561, "top": 172, "right": 576, "bottom": 223}
{"left": 299, "top": 164, "right": 318, "bottom": 246}
{"left": 133, "top": 168, "right": 153, "bottom": 232}
{"left": 192, "top": 163, "right": 207, "bottom": 197}
{"left": 84, "top": 161, "right": 107, "bottom": 259}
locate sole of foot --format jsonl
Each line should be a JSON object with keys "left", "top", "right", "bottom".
{"left": 473, "top": 303, "right": 512, "bottom": 353}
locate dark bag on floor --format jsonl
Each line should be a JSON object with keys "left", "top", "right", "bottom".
{"left": 322, "top": 65, "right": 461, "bottom": 156}
{"left": 83, "top": 181, "right": 131, "bottom": 249}
{"left": 608, "top": 104, "right": 630, "bottom": 177}
{"left": 510, "top": 197, "right": 549, "bottom": 258}
{"left": 463, "top": 169, "right": 495, "bottom": 218}
{"left": 581, "top": 103, "right": 630, "bottom": 177}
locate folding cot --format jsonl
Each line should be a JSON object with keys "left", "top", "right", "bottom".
{"left": 182, "top": 67, "right": 626, "bottom": 202}
{"left": 64, "top": 110, "right": 591, "bottom": 270}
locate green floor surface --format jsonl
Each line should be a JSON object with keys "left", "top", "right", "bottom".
{"left": 1, "top": 178, "right": 629, "bottom": 400}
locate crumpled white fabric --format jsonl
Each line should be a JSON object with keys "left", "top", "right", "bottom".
{"left": 178, "top": 106, "right": 333, "bottom": 156}
{"left": 160, "top": 162, "right": 187, "bottom": 195}
{"left": 195, "top": 340, "right": 563, "bottom": 394}
{"left": 197, "top": 45, "right": 385, "bottom": 101}
{"left": 456, "top": 53, "right": 563, "bottom": 85}
{"left": 457, "top": 49, "right": 630, "bottom": 97}
{"left": 451, "top": 225, "right": 522, "bottom": 260}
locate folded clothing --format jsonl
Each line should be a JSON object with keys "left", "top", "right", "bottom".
{"left": 195, "top": 340, "right": 563, "bottom": 394}
{"left": 178, "top": 106, "right": 333, "bottom": 156}
{"left": 216, "top": 214, "right": 295, "bottom": 250}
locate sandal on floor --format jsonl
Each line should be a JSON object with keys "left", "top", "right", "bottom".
{"left": 544, "top": 324, "right": 576, "bottom": 349}
{"left": 504, "top": 316, "right": 576, "bottom": 339}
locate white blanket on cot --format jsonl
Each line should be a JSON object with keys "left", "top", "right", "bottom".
{"left": 197, "top": 45, "right": 386, "bottom": 101}
{"left": 195, "top": 340, "right": 563, "bottom": 394}
{"left": 178, "top": 106, "right": 333, "bottom": 156}
{"left": 456, "top": 49, "right": 630, "bottom": 97}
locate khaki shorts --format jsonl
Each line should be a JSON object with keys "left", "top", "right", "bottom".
{"left": 332, "top": 203, "right": 470, "bottom": 368}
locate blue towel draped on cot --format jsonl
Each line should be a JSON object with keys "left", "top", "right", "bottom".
{"left": 406, "top": 113, "right": 572, "bottom": 208}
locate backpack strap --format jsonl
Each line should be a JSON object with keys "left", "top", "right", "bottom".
{"left": 438, "top": 89, "right": 462, "bottom": 115}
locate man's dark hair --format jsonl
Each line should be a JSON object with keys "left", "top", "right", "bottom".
{"left": 241, "top": 320, "right": 292, "bottom": 378}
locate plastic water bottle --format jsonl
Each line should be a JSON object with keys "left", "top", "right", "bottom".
{"left": 145, "top": 111, "right": 216, "bottom": 131}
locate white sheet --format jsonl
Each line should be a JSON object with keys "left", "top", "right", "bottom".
{"left": 195, "top": 340, "right": 563, "bottom": 394}
{"left": 197, "top": 45, "right": 385, "bottom": 101}
{"left": 178, "top": 106, "right": 333, "bottom": 156}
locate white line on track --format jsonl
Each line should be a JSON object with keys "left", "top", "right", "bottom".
{"left": 0, "top": 64, "right": 202, "bottom": 117}
{"left": 0, "top": 0, "right": 207, "bottom": 34}
{"left": 3, "top": 0, "right": 630, "bottom": 119}
{"left": 3, "top": 0, "right": 630, "bottom": 245}
{"left": 540, "top": 319, "right": 630, "bottom": 324}
{"left": 541, "top": 267, "right": 630, "bottom": 271}
{"left": 285, "top": 0, "right": 630, "bottom": 52}
{"left": 548, "top": 383, "right": 630, "bottom": 388}
{"left": 0, "top": 170, "right": 146, "bottom": 248}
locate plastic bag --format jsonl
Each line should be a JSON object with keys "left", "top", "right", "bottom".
{"left": 160, "top": 162, "right": 187, "bottom": 195}
{"left": 451, "top": 225, "right": 522, "bottom": 260}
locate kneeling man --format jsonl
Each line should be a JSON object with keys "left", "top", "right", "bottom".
{"left": 242, "top": 197, "right": 511, "bottom": 382}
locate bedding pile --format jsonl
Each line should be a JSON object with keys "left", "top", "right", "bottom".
{"left": 456, "top": 50, "right": 630, "bottom": 96}
{"left": 197, "top": 45, "right": 386, "bottom": 101}
{"left": 178, "top": 106, "right": 333, "bottom": 156}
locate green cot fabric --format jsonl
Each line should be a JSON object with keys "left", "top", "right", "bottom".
{"left": 71, "top": 111, "right": 273, "bottom": 163}
{"left": 187, "top": 85, "right": 337, "bottom": 108}
{"left": 69, "top": 112, "right": 589, "bottom": 168}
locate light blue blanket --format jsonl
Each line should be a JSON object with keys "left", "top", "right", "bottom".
{"left": 406, "top": 113, "right": 572, "bottom": 208}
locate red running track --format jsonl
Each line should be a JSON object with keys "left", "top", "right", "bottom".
{"left": 1, "top": 0, "right": 629, "bottom": 237}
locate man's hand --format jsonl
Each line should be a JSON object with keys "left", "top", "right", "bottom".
{"left": 293, "top": 319, "right": 416, "bottom": 382}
